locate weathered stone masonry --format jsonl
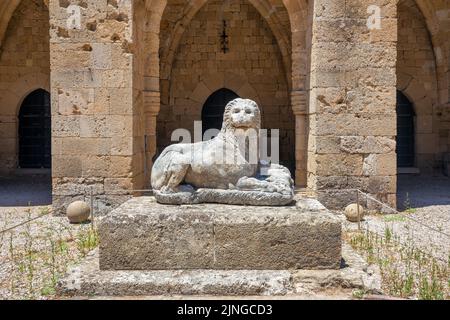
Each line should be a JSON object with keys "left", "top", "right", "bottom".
{"left": 49, "top": 0, "right": 136, "bottom": 211}
{"left": 307, "top": 0, "right": 399, "bottom": 208}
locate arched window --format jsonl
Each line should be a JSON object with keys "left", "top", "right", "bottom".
{"left": 19, "top": 89, "right": 51, "bottom": 169}
{"left": 202, "top": 88, "right": 239, "bottom": 134}
{"left": 397, "top": 91, "right": 415, "bottom": 168}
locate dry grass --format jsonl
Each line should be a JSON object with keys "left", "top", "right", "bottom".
{"left": 345, "top": 229, "right": 449, "bottom": 300}
{"left": 0, "top": 209, "right": 98, "bottom": 300}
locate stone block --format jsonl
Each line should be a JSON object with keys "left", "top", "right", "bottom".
{"left": 99, "top": 197, "right": 342, "bottom": 271}
{"left": 340, "top": 136, "right": 396, "bottom": 154}
{"left": 312, "top": 114, "right": 396, "bottom": 136}
{"left": 363, "top": 153, "right": 397, "bottom": 176}
{"left": 315, "top": 154, "right": 364, "bottom": 176}
{"left": 317, "top": 189, "right": 358, "bottom": 210}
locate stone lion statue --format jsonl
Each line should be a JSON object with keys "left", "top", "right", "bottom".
{"left": 151, "top": 98, "right": 294, "bottom": 206}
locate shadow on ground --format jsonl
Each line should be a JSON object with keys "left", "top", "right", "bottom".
{"left": 0, "top": 175, "right": 52, "bottom": 207}
{"left": 397, "top": 174, "right": 450, "bottom": 210}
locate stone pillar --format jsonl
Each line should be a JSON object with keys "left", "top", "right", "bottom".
{"left": 308, "top": 0, "right": 398, "bottom": 209}
{"left": 49, "top": 0, "right": 136, "bottom": 213}
{"left": 292, "top": 90, "right": 308, "bottom": 187}
{"left": 143, "top": 91, "right": 160, "bottom": 186}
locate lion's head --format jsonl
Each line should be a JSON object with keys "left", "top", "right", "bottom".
{"left": 222, "top": 98, "right": 261, "bottom": 132}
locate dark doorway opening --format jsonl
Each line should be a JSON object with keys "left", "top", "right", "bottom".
{"left": 397, "top": 91, "right": 415, "bottom": 168}
{"left": 202, "top": 88, "right": 239, "bottom": 134}
{"left": 18, "top": 89, "right": 51, "bottom": 169}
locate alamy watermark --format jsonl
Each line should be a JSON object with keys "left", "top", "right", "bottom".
{"left": 170, "top": 122, "right": 280, "bottom": 175}
{"left": 367, "top": 5, "right": 382, "bottom": 30}
{"left": 66, "top": 5, "right": 82, "bottom": 30}
{"left": 66, "top": 3, "right": 384, "bottom": 31}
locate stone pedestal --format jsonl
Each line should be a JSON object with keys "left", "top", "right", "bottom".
{"left": 99, "top": 197, "right": 342, "bottom": 271}
{"left": 58, "top": 197, "right": 383, "bottom": 298}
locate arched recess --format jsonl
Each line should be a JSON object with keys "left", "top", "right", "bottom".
{"left": 140, "top": 0, "right": 309, "bottom": 185}
{"left": 0, "top": 0, "right": 49, "bottom": 48}
{"left": 18, "top": 89, "right": 51, "bottom": 169}
{"left": 397, "top": 0, "right": 441, "bottom": 173}
{"left": 0, "top": 0, "right": 50, "bottom": 175}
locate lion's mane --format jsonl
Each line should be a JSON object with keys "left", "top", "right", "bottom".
{"left": 221, "top": 98, "right": 262, "bottom": 133}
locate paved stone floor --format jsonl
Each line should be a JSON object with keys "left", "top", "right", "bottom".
{"left": 397, "top": 174, "right": 450, "bottom": 209}
{"left": 0, "top": 173, "right": 52, "bottom": 207}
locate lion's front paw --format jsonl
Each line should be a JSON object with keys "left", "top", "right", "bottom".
{"left": 237, "top": 177, "right": 273, "bottom": 192}
{"left": 160, "top": 184, "right": 195, "bottom": 194}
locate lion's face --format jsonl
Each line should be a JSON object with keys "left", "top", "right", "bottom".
{"left": 224, "top": 98, "right": 261, "bottom": 131}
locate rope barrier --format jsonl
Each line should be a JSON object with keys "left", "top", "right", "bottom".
{"left": 0, "top": 210, "right": 53, "bottom": 235}
{"left": 1, "top": 188, "right": 449, "bottom": 242}
{"left": 353, "top": 189, "right": 450, "bottom": 239}
{"left": 359, "top": 224, "right": 450, "bottom": 265}
{"left": 0, "top": 190, "right": 153, "bottom": 235}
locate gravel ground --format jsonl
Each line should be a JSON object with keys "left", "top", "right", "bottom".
{"left": 0, "top": 206, "right": 95, "bottom": 300}
{"left": 344, "top": 174, "right": 450, "bottom": 262}
{"left": 344, "top": 208, "right": 450, "bottom": 262}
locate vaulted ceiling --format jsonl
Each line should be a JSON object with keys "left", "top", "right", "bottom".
{"left": 0, "top": 0, "right": 48, "bottom": 48}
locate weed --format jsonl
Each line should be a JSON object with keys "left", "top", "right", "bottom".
{"left": 76, "top": 227, "right": 99, "bottom": 257}
{"left": 2, "top": 212, "right": 99, "bottom": 300}
{"left": 384, "top": 215, "right": 407, "bottom": 223}
{"left": 352, "top": 289, "right": 366, "bottom": 300}
{"left": 346, "top": 229, "right": 449, "bottom": 300}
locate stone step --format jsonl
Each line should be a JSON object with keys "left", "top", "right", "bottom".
{"left": 57, "top": 244, "right": 380, "bottom": 298}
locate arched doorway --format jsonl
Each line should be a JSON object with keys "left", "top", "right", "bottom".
{"left": 18, "top": 89, "right": 51, "bottom": 169}
{"left": 397, "top": 91, "right": 415, "bottom": 168}
{"left": 202, "top": 88, "right": 239, "bottom": 134}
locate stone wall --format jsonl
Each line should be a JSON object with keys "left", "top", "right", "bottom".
{"left": 157, "top": 0, "right": 295, "bottom": 174}
{"left": 0, "top": 0, "right": 50, "bottom": 175}
{"left": 308, "top": 0, "right": 398, "bottom": 209}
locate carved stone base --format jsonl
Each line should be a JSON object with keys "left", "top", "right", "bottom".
{"left": 154, "top": 188, "right": 294, "bottom": 206}
{"left": 153, "top": 164, "right": 295, "bottom": 206}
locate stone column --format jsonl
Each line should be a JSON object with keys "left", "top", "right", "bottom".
{"left": 308, "top": 0, "right": 398, "bottom": 209}
{"left": 49, "top": 0, "right": 136, "bottom": 213}
{"left": 292, "top": 90, "right": 308, "bottom": 187}
{"left": 143, "top": 91, "right": 160, "bottom": 186}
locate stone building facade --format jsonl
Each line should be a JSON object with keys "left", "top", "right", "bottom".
{"left": 0, "top": 0, "right": 448, "bottom": 210}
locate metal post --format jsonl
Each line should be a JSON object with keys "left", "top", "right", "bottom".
{"left": 90, "top": 188, "right": 95, "bottom": 229}
{"left": 356, "top": 190, "right": 361, "bottom": 232}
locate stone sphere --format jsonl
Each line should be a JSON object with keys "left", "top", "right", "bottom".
{"left": 67, "top": 201, "right": 91, "bottom": 224}
{"left": 344, "top": 204, "right": 365, "bottom": 222}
